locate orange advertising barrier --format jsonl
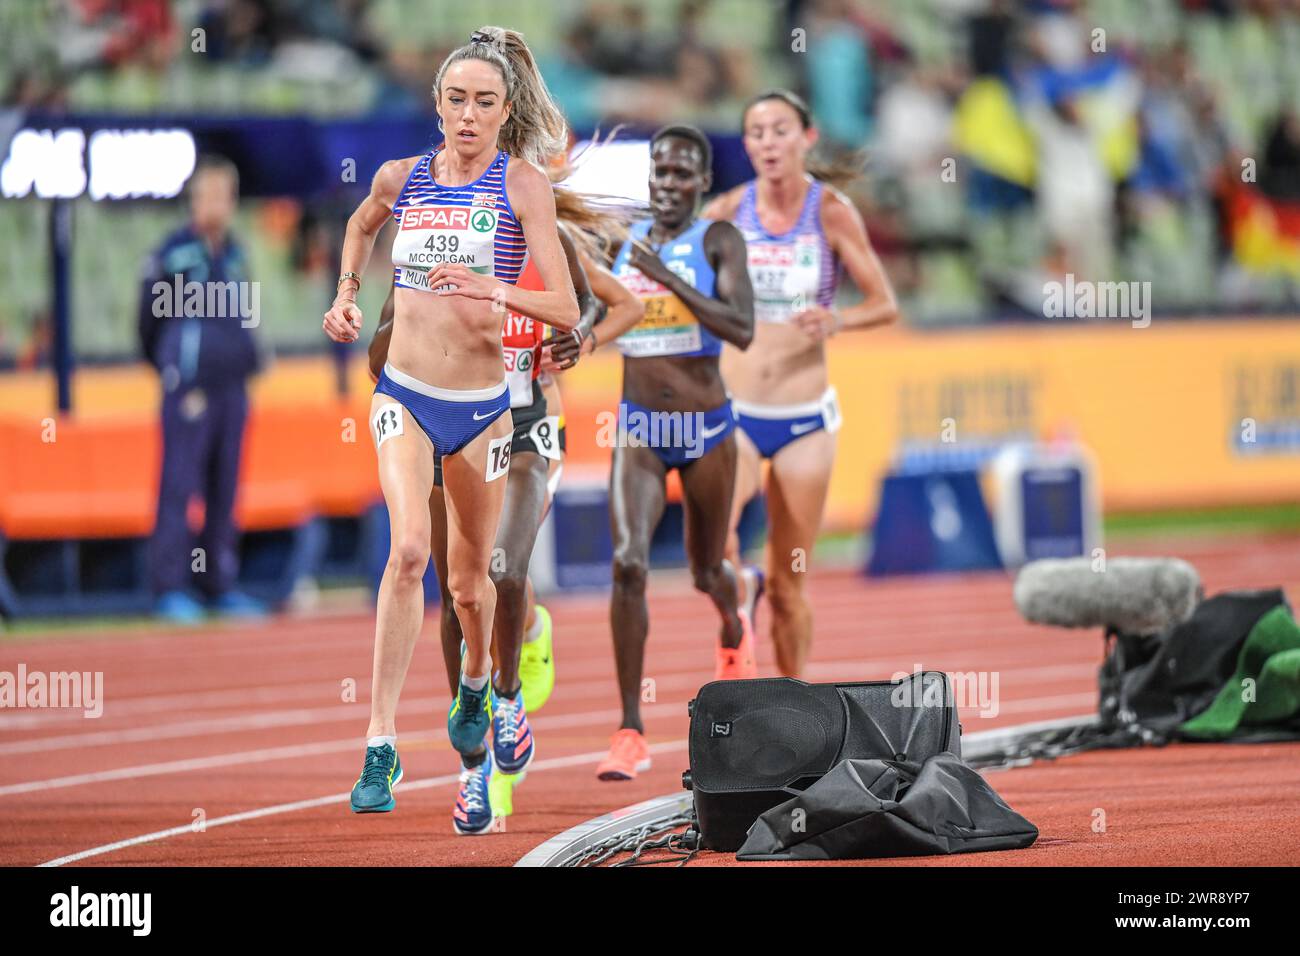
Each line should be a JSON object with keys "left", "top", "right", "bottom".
{"left": 554, "top": 318, "right": 1300, "bottom": 528}
{"left": 2, "top": 316, "right": 1298, "bottom": 540}
{"left": 0, "top": 367, "right": 378, "bottom": 539}
{"left": 0, "top": 416, "right": 158, "bottom": 539}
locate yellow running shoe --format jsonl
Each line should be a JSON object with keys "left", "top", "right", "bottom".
{"left": 518, "top": 604, "right": 556, "bottom": 713}
{"left": 488, "top": 769, "right": 515, "bottom": 820}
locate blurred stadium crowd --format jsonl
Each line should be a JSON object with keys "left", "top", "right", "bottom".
{"left": 3, "top": 0, "right": 1300, "bottom": 367}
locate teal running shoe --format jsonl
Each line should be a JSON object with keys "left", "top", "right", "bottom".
{"left": 350, "top": 743, "right": 402, "bottom": 813}
{"left": 448, "top": 678, "right": 494, "bottom": 757}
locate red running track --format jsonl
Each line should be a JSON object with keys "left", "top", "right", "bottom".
{"left": 2, "top": 533, "right": 1299, "bottom": 867}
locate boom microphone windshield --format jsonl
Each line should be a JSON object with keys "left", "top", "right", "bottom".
{"left": 1013, "top": 557, "right": 1201, "bottom": 635}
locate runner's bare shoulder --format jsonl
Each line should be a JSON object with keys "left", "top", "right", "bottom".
{"left": 818, "top": 183, "right": 867, "bottom": 238}
{"left": 504, "top": 156, "right": 553, "bottom": 211}
{"left": 372, "top": 156, "right": 423, "bottom": 205}
{"left": 701, "top": 184, "right": 746, "bottom": 222}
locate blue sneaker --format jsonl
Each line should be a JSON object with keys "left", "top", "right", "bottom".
{"left": 210, "top": 590, "right": 268, "bottom": 619}
{"left": 156, "top": 591, "right": 206, "bottom": 624}
{"left": 448, "top": 678, "right": 494, "bottom": 757}
{"left": 491, "top": 688, "right": 535, "bottom": 775}
{"left": 453, "top": 752, "right": 494, "bottom": 835}
{"left": 350, "top": 744, "right": 403, "bottom": 813}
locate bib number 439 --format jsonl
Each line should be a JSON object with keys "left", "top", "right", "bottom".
{"left": 424, "top": 234, "right": 459, "bottom": 253}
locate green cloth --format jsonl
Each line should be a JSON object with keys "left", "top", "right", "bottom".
{"left": 1181, "top": 606, "right": 1300, "bottom": 739}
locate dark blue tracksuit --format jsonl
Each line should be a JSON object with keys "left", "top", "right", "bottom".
{"left": 138, "top": 224, "right": 261, "bottom": 599}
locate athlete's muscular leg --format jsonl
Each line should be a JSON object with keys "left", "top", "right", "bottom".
{"left": 522, "top": 577, "right": 537, "bottom": 633}
{"left": 439, "top": 414, "right": 514, "bottom": 686}
{"left": 525, "top": 382, "right": 566, "bottom": 634}
{"left": 680, "top": 433, "right": 744, "bottom": 649}
{"left": 764, "top": 429, "right": 836, "bottom": 677}
{"left": 428, "top": 482, "right": 463, "bottom": 700}
{"left": 436, "top": 449, "right": 554, "bottom": 698}
{"left": 723, "top": 426, "right": 764, "bottom": 603}
{"left": 490, "top": 450, "right": 550, "bottom": 696}
{"left": 609, "top": 443, "right": 667, "bottom": 733}
{"left": 367, "top": 394, "right": 437, "bottom": 739}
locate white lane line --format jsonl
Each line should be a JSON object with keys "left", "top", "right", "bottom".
{"left": 0, "top": 700, "right": 442, "bottom": 756}
{"left": 0, "top": 701, "right": 686, "bottom": 797}
{"left": 1, "top": 658, "right": 1098, "bottom": 755}
{"left": 0, "top": 637, "right": 1087, "bottom": 736}
{"left": 0, "top": 669, "right": 376, "bottom": 731}
{"left": 0, "top": 598, "right": 1105, "bottom": 731}
{"left": 0, "top": 738, "right": 358, "bottom": 798}
{"left": 37, "top": 740, "right": 689, "bottom": 867}
{"left": 960, "top": 692, "right": 1098, "bottom": 719}
{"left": 0, "top": 679, "right": 362, "bottom": 731}
{"left": 0, "top": 686, "right": 1096, "bottom": 799}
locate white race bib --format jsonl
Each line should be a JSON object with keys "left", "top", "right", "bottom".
{"left": 392, "top": 204, "right": 499, "bottom": 289}
{"left": 616, "top": 265, "right": 704, "bottom": 358}
{"left": 746, "top": 234, "right": 822, "bottom": 324}
{"left": 821, "top": 388, "right": 842, "bottom": 434}
{"left": 527, "top": 415, "right": 562, "bottom": 461}
{"left": 372, "top": 402, "right": 404, "bottom": 448}
{"left": 485, "top": 433, "right": 511, "bottom": 481}
{"left": 503, "top": 346, "right": 537, "bottom": 408}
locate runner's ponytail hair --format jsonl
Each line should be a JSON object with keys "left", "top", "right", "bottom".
{"left": 433, "top": 26, "right": 568, "bottom": 167}
{"left": 742, "top": 88, "right": 865, "bottom": 190}
{"left": 551, "top": 185, "right": 632, "bottom": 264}
{"left": 544, "top": 129, "right": 637, "bottom": 263}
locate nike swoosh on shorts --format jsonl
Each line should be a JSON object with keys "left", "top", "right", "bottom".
{"left": 701, "top": 422, "right": 729, "bottom": 439}
{"left": 473, "top": 407, "right": 505, "bottom": 421}
{"left": 790, "top": 420, "right": 820, "bottom": 436}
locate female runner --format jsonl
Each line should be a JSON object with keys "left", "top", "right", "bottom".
{"left": 703, "top": 89, "right": 899, "bottom": 677}
{"left": 323, "top": 27, "right": 578, "bottom": 833}
{"left": 597, "top": 125, "right": 755, "bottom": 782}
{"left": 368, "top": 201, "right": 643, "bottom": 829}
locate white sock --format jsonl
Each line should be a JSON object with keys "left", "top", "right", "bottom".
{"left": 522, "top": 610, "right": 544, "bottom": 644}
{"left": 367, "top": 735, "right": 396, "bottom": 750}
{"left": 462, "top": 671, "right": 489, "bottom": 691}
{"left": 739, "top": 567, "right": 755, "bottom": 612}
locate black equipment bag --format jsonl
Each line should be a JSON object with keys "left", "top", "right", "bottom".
{"left": 1098, "top": 588, "right": 1288, "bottom": 735}
{"left": 736, "top": 751, "right": 1039, "bottom": 860}
{"left": 685, "top": 673, "right": 961, "bottom": 852}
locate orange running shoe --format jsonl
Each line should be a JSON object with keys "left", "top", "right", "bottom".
{"left": 595, "top": 728, "right": 650, "bottom": 781}
{"left": 715, "top": 609, "right": 758, "bottom": 680}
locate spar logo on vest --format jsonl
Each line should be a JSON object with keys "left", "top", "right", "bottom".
{"left": 503, "top": 345, "right": 534, "bottom": 374}
{"left": 619, "top": 260, "right": 696, "bottom": 296}
{"left": 502, "top": 310, "right": 542, "bottom": 405}
{"left": 393, "top": 203, "right": 498, "bottom": 288}
{"left": 400, "top": 206, "right": 471, "bottom": 230}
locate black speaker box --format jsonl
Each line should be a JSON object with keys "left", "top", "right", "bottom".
{"left": 685, "top": 673, "right": 962, "bottom": 851}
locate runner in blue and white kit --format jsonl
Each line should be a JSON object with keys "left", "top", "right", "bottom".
{"left": 704, "top": 89, "right": 900, "bottom": 678}
{"left": 322, "top": 27, "right": 579, "bottom": 835}
{"left": 596, "top": 125, "right": 756, "bottom": 782}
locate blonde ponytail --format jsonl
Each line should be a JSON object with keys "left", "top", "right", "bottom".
{"left": 433, "top": 26, "right": 568, "bottom": 167}
{"left": 543, "top": 129, "right": 638, "bottom": 262}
